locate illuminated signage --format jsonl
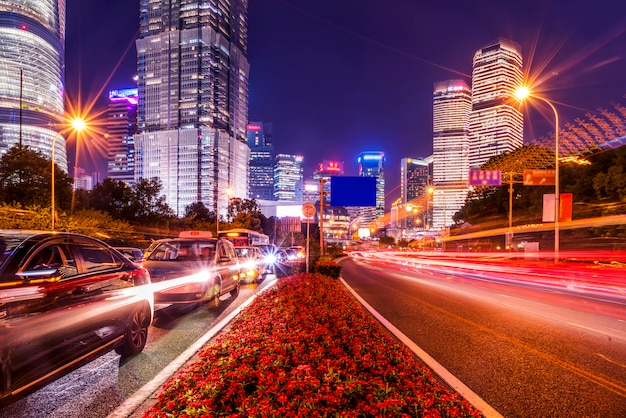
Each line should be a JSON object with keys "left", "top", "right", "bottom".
{"left": 523, "top": 169, "right": 555, "bottom": 186}
{"left": 361, "top": 154, "right": 383, "bottom": 161}
{"left": 246, "top": 124, "right": 262, "bottom": 131}
{"left": 469, "top": 169, "right": 501, "bottom": 186}
{"left": 109, "top": 89, "right": 139, "bottom": 105}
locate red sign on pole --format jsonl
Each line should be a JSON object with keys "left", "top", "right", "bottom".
{"left": 542, "top": 193, "right": 573, "bottom": 222}
{"left": 523, "top": 169, "right": 555, "bottom": 186}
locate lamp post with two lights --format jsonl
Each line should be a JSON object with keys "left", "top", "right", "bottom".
{"left": 515, "top": 86, "right": 560, "bottom": 261}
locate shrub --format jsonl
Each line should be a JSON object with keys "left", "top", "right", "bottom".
{"left": 314, "top": 259, "right": 342, "bottom": 279}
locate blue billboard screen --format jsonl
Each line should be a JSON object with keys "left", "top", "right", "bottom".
{"left": 330, "top": 176, "right": 377, "bottom": 207}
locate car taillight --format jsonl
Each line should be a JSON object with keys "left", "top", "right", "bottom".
{"left": 130, "top": 267, "right": 151, "bottom": 285}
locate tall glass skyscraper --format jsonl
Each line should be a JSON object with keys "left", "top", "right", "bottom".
{"left": 273, "top": 154, "right": 303, "bottom": 202}
{"left": 107, "top": 88, "right": 138, "bottom": 185}
{"left": 134, "top": 0, "right": 250, "bottom": 216}
{"left": 357, "top": 151, "right": 385, "bottom": 227}
{"left": 400, "top": 157, "right": 431, "bottom": 229}
{"left": 468, "top": 38, "right": 523, "bottom": 169}
{"left": 0, "top": 0, "right": 67, "bottom": 170}
{"left": 432, "top": 79, "right": 471, "bottom": 229}
{"left": 247, "top": 122, "right": 275, "bottom": 201}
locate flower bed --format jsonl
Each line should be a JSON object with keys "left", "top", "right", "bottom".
{"left": 144, "top": 273, "right": 483, "bottom": 417}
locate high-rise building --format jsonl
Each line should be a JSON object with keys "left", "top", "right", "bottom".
{"left": 134, "top": 0, "right": 250, "bottom": 216}
{"left": 313, "top": 160, "right": 345, "bottom": 205}
{"left": 433, "top": 80, "right": 472, "bottom": 229}
{"left": 107, "top": 89, "right": 138, "bottom": 185}
{"left": 274, "top": 154, "right": 303, "bottom": 202}
{"left": 247, "top": 122, "right": 275, "bottom": 201}
{"left": 0, "top": 2, "right": 67, "bottom": 170}
{"left": 468, "top": 38, "right": 523, "bottom": 169}
{"left": 400, "top": 157, "right": 432, "bottom": 229}
{"left": 73, "top": 166, "right": 94, "bottom": 191}
{"left": 357, "top": 151, "right": 385, "bottom": 228}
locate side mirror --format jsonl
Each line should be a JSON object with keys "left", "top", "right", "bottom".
{"left": 16, "top": 268, "right": 62, "bottom": 284}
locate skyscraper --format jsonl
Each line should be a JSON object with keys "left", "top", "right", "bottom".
{"left": 400, "top": 157, "right": 432, "bottom": 229}
{"left": 357, "top": 151, "right": 385, "bottom": 227}
{"left": 247, "top": 122, "right": 275, "bottom": 201}
{"left": 107, "top": 88, "right": 138, "bottom": 185}
{"left": 468, "top": 38, "right": 523, "bottom": 169}
{"left": 134, "top": 0, "right": 250, "bottom": 216}
{"left": 0, "top": 1, "right": 67, "bottom": 170}
{"left": 274, "top": 154, "right": 303, "bottom": 202}
{"left": 432, "top": 80, "right": 471, "bottom": 229}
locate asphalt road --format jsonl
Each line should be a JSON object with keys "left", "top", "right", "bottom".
{"left": 0, "top": 277, "right": 277, "bottom": 418}
{"left": 339, "top": 254, "right": 626, "bottom": 417}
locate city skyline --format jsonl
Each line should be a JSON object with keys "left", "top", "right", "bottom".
{"left": 65, "top": 1, "right": 626, "bottom": 205}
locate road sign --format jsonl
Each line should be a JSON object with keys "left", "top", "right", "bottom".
{"left": 469, "top": 169, "right": 501, "bottom": 186}
{"left": 302, "top": 203, "right": 316, "bottom": 219}
{"left": 523, "top": 169, "right": 555, "bottom": 186}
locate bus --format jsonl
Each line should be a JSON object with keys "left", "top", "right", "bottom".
{"left": 218, "top": 228, "right": 270, "bottom": 247}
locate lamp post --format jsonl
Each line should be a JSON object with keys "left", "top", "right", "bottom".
{"left": 515, "top": 87, "right": 559, "bottom": 261}
{"left": 51, "top": 118, "right": 86, "bottom": 230}
{"left": 216, "top": 187, "right": 233, "bottom": 237}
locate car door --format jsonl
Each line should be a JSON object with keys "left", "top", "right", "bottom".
{"left": 216, "top": 240, "right": 239, "bottom": 293}
{"left": 1, "top": 236, "right": 132, "bottom": 396}
{"left": 1, "top": 236, "right": 82, "bottom": 394}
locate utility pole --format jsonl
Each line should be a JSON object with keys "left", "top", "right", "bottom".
{"left": 319, "top": 177, "right": 325, "bottom": 256}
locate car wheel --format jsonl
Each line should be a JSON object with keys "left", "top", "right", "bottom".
{"left": 230, "top": 280, "right": 240, "bottom": 297}
{"left": 115, "top": 304, "right": 150, "bottom": 357}
{"left": 0, "top": 355, "right": 11, "bottom": 396}
{"left": 208, "top": 280, "right": 222, "bottom": 309}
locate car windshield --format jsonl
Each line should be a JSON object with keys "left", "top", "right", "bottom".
{"left": 0, "top": 231, "right": 40, "bottom": 266}
{"left": 146, "top": 240, "right": 216, "bottom": 261}
{"left": 234, "top": 247, "right": 255, "bottom": 257}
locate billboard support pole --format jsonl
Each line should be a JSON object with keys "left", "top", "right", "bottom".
{"left": 319, "top": 178, "right": 325, "bottom": 256}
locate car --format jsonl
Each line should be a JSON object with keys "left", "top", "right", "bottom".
{"left": 255, "top": 244, "right": 279, "bottom": 276}
{"left": 234, "top": 246, "right": 267, "bottom": 283}
{"left": 143, "top": 231, "right": 240, "bottom": 308}
{"left": 0, "top": 230, "right": 154, "bottom": 406}
{"left": 115, "top": 246, "right": 145, "bottom": 264}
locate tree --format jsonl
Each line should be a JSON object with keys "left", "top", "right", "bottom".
{"left": 228, "top": 198, "right": 265, "bottom": 231}
{"left": 129, "top": 178, "right": 176, "bottom": 224}
{"left": 0, "top": 145, "right": 72, "bottom": 209}
{"left": 89, "top": 178, "right": 134, "bottom": 219}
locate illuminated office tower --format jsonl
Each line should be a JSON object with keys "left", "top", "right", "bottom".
{"left": 357, "top": 151, "right": 385, "bottom": 228}
{"left": 107, "top": 89, "right": 138, "bottom": 185}
{"left": 0, "top": 1, "right": 67, "bottom": 170}
{"left": 134, "top": 0, "right": 250, "bottom": 216}
{"left": 247, "top": 122, "right": 275, "bottom": 201}
{"left": 274, "top": 154, "right": 303, "bottom": 202}
{"left": 400, "top": 157, "right": 432, "bottom": 229}
{"left": 432, "top": 80, "right": 471, "bottom": 230}
{"left": 468, "top": 38, "right": 523, "bottom": 168}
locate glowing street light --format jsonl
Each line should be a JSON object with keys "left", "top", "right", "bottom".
{"left": 51, "top": 118, "right": 86, "bottom": 230}
{"left": 515, "top": 86, "right": 560, "bottom": 261}
{"left": 216, "top": 187, "right": 233, "bottom": 236}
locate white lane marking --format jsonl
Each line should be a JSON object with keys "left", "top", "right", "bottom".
{"left": 340, "top": 277, "right": 504, "bottom": 418}
{"left": 108, "top": 277, "right": 278, "bottom": 418}
{"left": 597, "top": 353, "right": 626, "bottom": 369}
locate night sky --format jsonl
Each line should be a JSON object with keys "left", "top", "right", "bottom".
{"left": 65, "top": 0, "right": 626, "bottom": 205}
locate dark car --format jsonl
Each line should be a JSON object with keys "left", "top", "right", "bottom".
{"left": 143, "top": 231, "right": 240, "bottom": 308}
{"left": 0, "top": 230, "right": 154, "bottom": 406}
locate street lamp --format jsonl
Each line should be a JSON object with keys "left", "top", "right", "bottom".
{"left": 515, "top": 86, "right": 560, "bottom": 261}
{"left": 216, "top": 187, "right": 233, "bottom": 236}
{"left": 51, "top": 118, "right": 86, "bottom": 230}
